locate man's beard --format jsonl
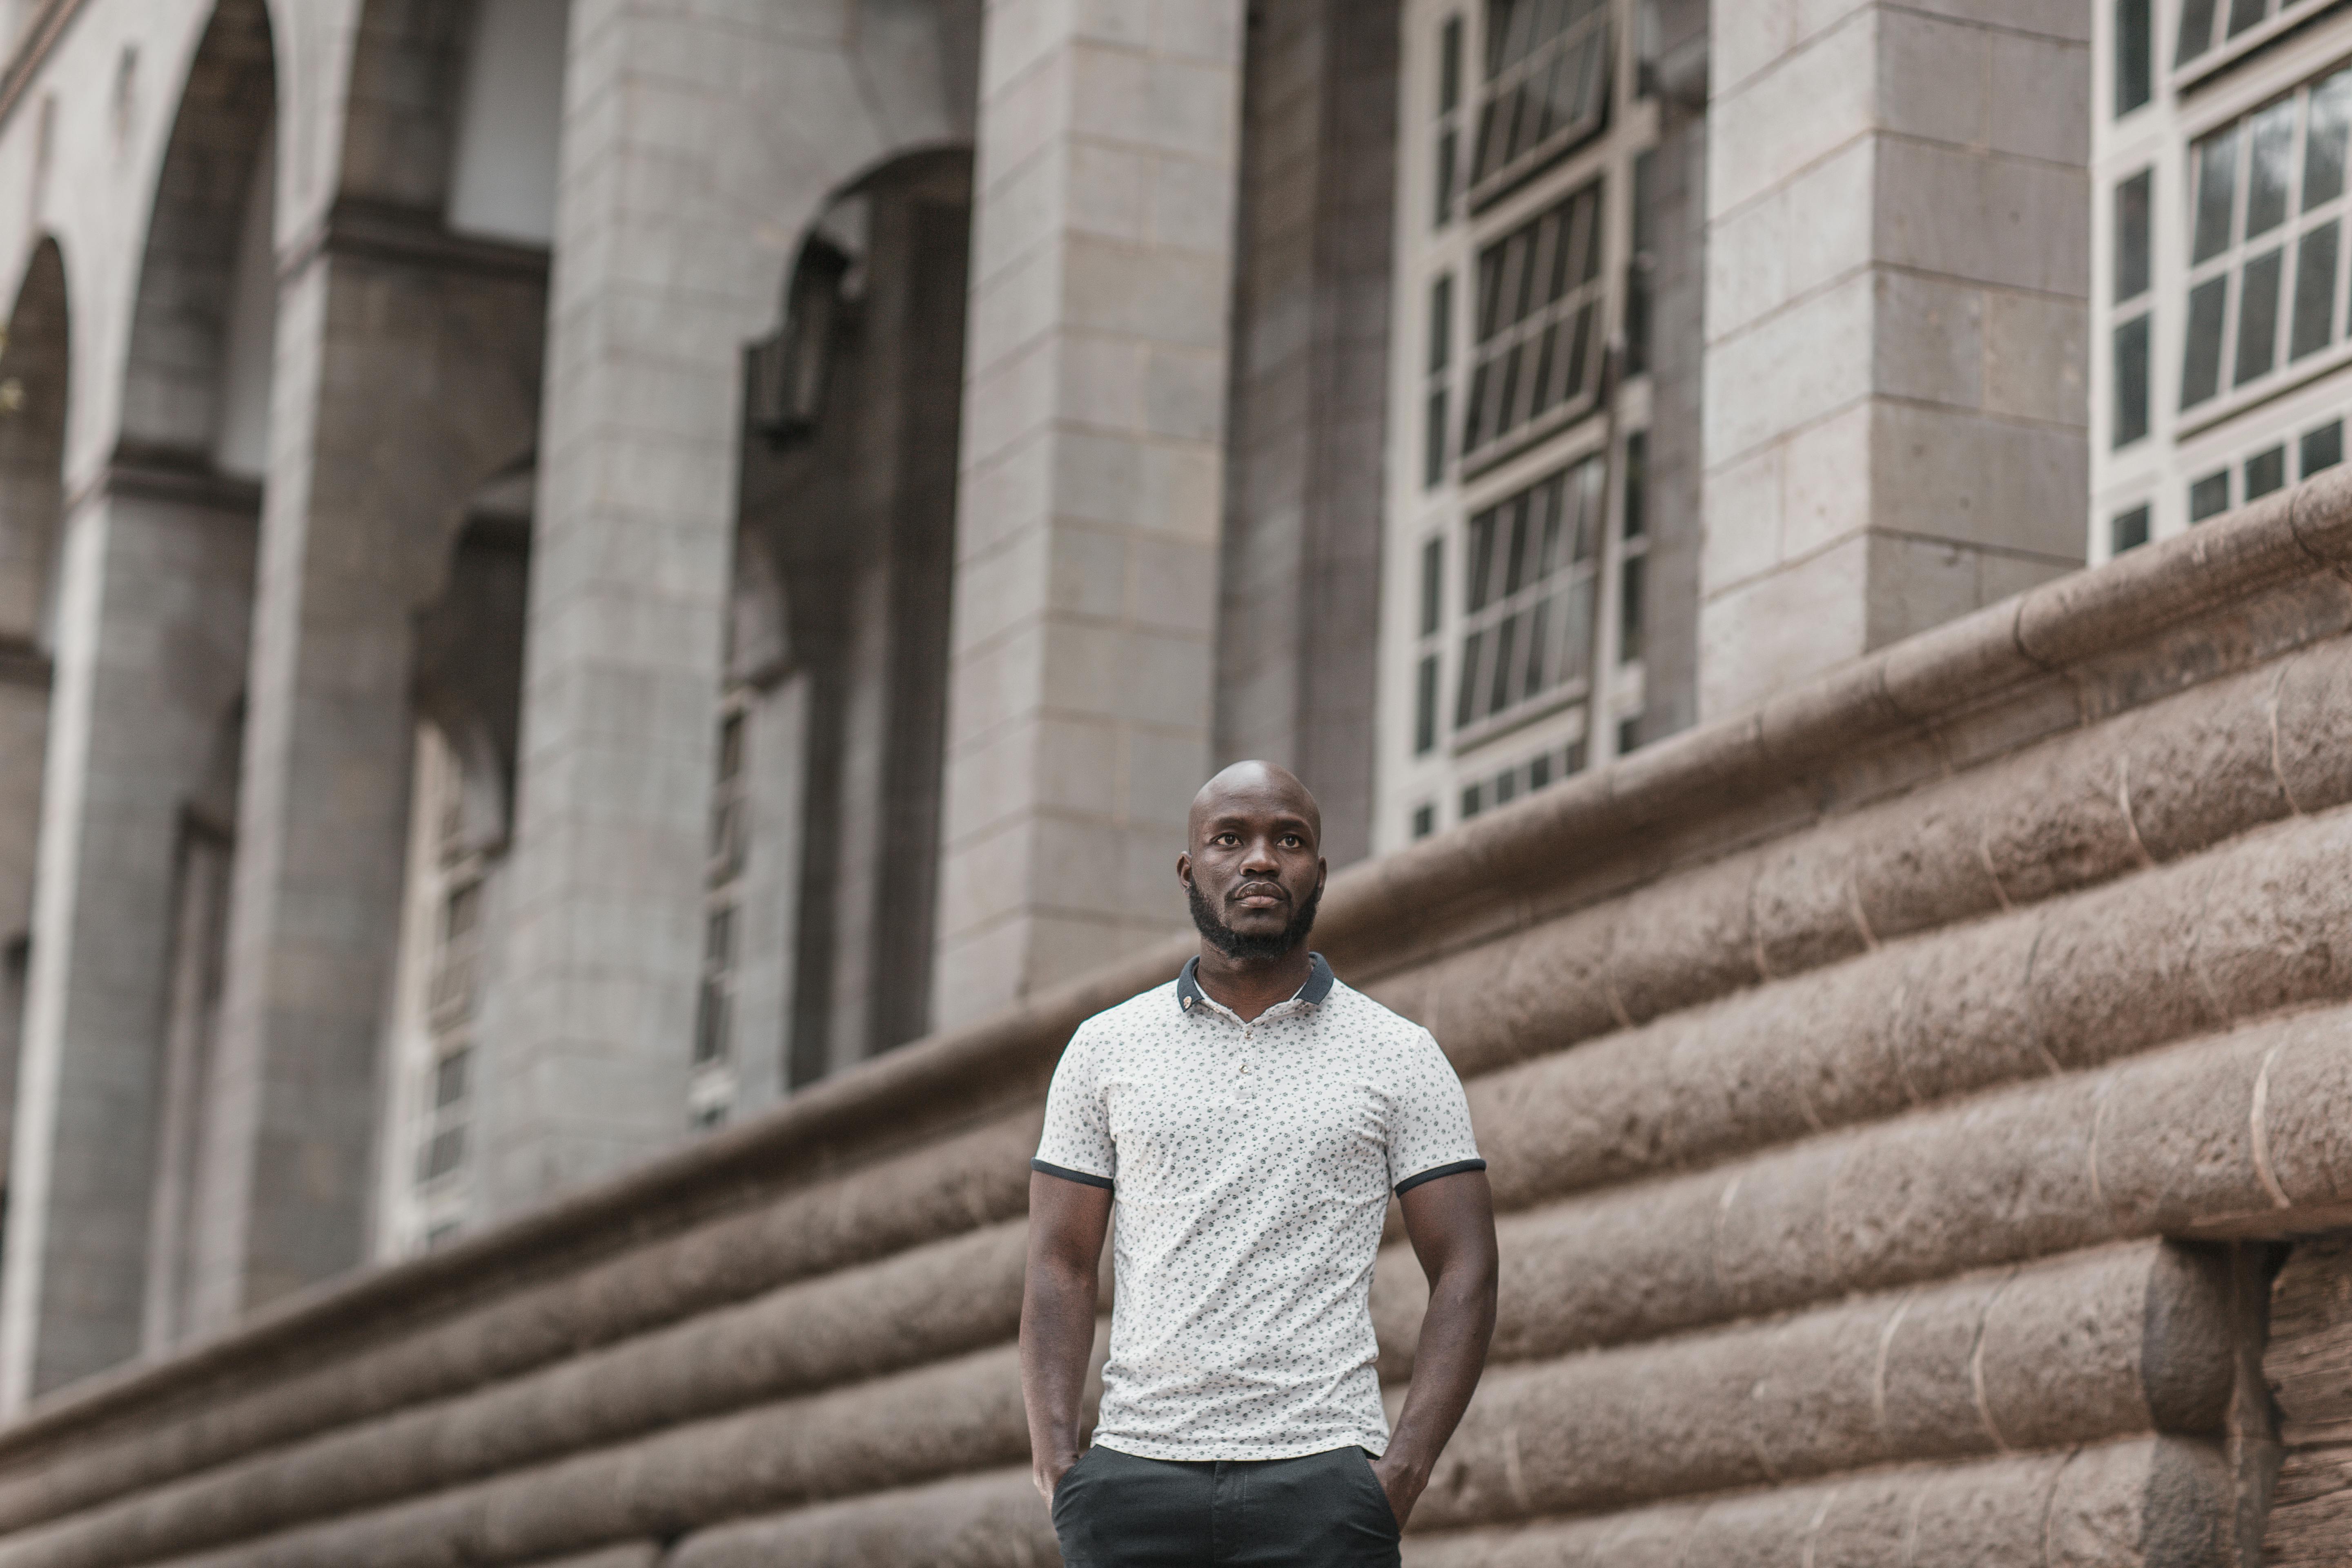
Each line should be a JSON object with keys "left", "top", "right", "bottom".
{"left": 1188, "top": 878, "right": 1322, "bottom": 962}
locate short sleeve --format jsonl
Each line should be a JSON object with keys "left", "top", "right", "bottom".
{"left": 1385, "top": 1028, "right": 1485, "bottom": 1195}
{"left": 1033, "top": 1025, "right": 1116, "bottom": 1190}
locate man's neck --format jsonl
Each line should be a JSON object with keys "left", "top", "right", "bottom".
{"left": 1192, "top": 944, "right": 1313, "bottom": 1022}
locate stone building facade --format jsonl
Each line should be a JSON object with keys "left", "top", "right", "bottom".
{"left": 10, "top": 0, "right": 2352, "bottom": 1562}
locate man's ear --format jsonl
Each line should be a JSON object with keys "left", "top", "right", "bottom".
{"left": 1176, "top": 852, "right": 1194, "bottom": 890}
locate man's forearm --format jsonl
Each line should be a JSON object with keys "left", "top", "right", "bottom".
{"left": 1020, "top": 1261, "right": 1100, "bottom": 1470}
{"left": 1382, "top": 1265, "right": 1495, "bottom": 1478}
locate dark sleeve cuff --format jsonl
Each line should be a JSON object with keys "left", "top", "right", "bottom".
{"left": 1394, "top": 1158, "right": 1487, "bottom": 1195}
{"left": 1032, "top": 1158, "right": 1115, "bottom": 1191}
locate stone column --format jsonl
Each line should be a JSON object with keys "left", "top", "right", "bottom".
{"left": 1213, "top": 0, "right": 1397, "bottom": 872}
{"left": 0, "top": 470, "right": 255, "bottom": 1407}
{"left": 930, "top": 0, "right": 1247, "bottom": 1030}
{"left": 187, "top": 229, "right": 543, "bottom": 1334}
{"left": 1697, "top": 2, "right": 2090, "bottom": 719}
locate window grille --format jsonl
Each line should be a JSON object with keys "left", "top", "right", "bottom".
{"left": 2182, "top": 68, "right": 2352, "bottom": 414}
{"left": 1453, "top": 453, "right": 1604, "bottom": 735}
{"left": 1470, "top": 0, "right": 1610, "bottom": 208}
{"left": 1462, "top": 179, "right": 1606, "bottom": 460}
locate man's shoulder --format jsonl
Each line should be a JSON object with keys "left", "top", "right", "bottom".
{"left": 1321, "top": 977, "right": 1434, "bottom": 1041}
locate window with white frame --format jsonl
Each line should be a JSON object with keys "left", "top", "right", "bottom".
{"left": 1470, "top": 0, "right": 1610, "bottom": 207}
{"left": 1454, "top": 452, "right": 1604, "bottom": 735}
{"left": 408, "top": 730, "right": 484, "bottom": 1246}
{"left": 690, "top": 700, "right": 749, "bottom": 1129}
{"left": 2181, "top": 67, "right": 2352, "bottom": 414}
{"left": 1462, "top": 178, "right": 1606, "bottom": 461}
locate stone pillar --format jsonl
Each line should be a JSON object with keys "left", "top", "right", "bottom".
{"left": 0, "top": 471, "right": 255, "bottom": 1407}
{"left": 1697, "top": 2, "right": 2089, "bottom": 719}
{"left": 930, "top": 0, "right": 1247, "bottom": 1029}
{"left": 187, "top": 229, "right": 543, "bottom": 1333}
{"left": 1214, "top": 0, "right": 1397, "bottom": 872}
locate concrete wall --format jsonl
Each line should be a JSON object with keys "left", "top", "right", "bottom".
{"left": 2, "top": 471, "right": 2350, "bottom": 1561}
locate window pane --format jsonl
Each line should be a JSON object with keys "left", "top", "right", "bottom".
{"left": 1558, "top": 574, "right": 1596, "bottom": 684}
{"left": 2116, "top": 0, "right": 2152, "bottom": 115}
{"left": 2111, "top": 504, "right": 2152, "bottom": 554}
{"left": 1493, "top": 767, "right": 1517, "bottom": 806}
{"left": 2309, "top": 70, "right": 2352, "bottom": 210}
{"left": 1619, "top": 555, "right": 1646, "bottom": 663}
{"left": 2246, "top": 102, "right": 2295, "bottom": 239}
{"left": 2113, "top": 314, "right": 2151, "bottom": 448}
{"left": 2245, "top": 443, "right": 2288, "bottom": 499}
{"left": 1419, "top": 537, "right": 1443, "bottom": 636}
{"left": 1424, "top": 390, "right": 1449, "bottom": 488}
{"left": 1429, "top": 274, "right": 1454, "bottom": 374}
{"left": 1454, "top": 630, "right": 1484, "bottom": 726}
{"left": 1415, "top": 655, "right": 1439, "bottom": 753}
{"left": 1624, "top": 430, "right": 1648, "bottom": 537}
{"left": 1502, "top": 496, "right": 1531, "bottom": 597}
{"left": 2176, "top": 0, "right": 2218, "bottom": 63}
{"left": 2225, "top": 0, "right": 2270, "bottom": 37}
{"left": 2291, "top": 221, "right": 2339, "bottom": 359}
{"left": 2115, "top": 170, "right": 2153, "bottom": 303}
{"left": 1523, "top": 598, "right": 1552, "bottom": 694}
{"left": 1441, "top": 14, "right": 1463, "bottom": 112}
{"left": 1529, "top": 753, "right": 1553, "bottom": 790}
{"left": 2193, "top": 129, "right": 2238, "bottom": 263}
{"left": 2303, "top": 419, "right": 2345, "bottom": 475}
{"left": 1461, "top": 784, "right": 1484, "bottom": 820}
{"left": 2235, "top": 247, "right": 2284, "bottom": 385}
{"left": 434, "top": 1049, "right": 470, "bottom": 1109}
{"left": 1488, "top": 614, "right": 1518, "bottom": 714}
{"left": 2190, "top": 469, "right": 2232, "bottom": 521}
{"left": 1412, "top": 804, "right": 1435, "bottom": 840}
{"left": 1466, "top": 511, "right": 1497, "bottom": 611}
{"left": 2182, "top": 276, "right": 2229, "bottom": 406}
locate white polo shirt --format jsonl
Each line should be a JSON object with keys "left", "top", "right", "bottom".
{"left": 1033, "top": 953, "right": 1485, "bottom": 1462}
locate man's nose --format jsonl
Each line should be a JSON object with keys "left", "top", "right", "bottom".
{"left": 1240, "top": 839, "right": 1281, "bottom": 873}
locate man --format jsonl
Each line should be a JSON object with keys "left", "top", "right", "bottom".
{"left": 1021, "top": 761, "right": 1498, "bottom": 1566}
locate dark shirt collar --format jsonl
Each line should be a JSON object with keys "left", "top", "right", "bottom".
{"left": 1177, "top": 951, "right": 1334, "bottom": 1014}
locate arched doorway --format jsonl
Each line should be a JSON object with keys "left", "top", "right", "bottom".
{"left": 735, "top": 149, "right": 974, "bottom": 1095}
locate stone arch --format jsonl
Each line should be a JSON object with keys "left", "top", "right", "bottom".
{"left": 117, "top": 0, "right": 276, "bottom": 468}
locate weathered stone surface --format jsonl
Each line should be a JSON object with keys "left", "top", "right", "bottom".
{"left": 668, "top": 1468, "right": 1051, "bottom": 1568}
{"left": 1410, "top": 1241, "right": 2227, "bottom": 1530}
{"left": 1402, "top": 1439, "right": 2232, "bottom": 1568}
{"left": 0, "top": 1225, "right": 1033, "bottom": 1568}
{"left": 0, "top": 1114, "right": 1039, "bottom": 1539}
{"left": 1466, "top": 806, "right": 2352, "bottom": 1218}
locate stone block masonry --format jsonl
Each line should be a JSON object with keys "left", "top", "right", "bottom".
{"left": 930, "top": 0, "right": 1250, "bottom": 1029}
{"left": 1699, "top": 0, "right": 2092, "bottom": 718}
{"left": 9, "top": 471, "right": 2352, "bottom": 1559}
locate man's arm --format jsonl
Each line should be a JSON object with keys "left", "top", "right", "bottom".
{"left": 1372, "top": 1169, "right": 1498, "bottom": 1529}
{"left": 1020, "top": 1170, "right": 1114, "bottom": 1501}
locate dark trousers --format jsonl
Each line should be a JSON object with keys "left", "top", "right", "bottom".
{"left": 1052, "top": 1443, "right": 1402, "bottom": 1567}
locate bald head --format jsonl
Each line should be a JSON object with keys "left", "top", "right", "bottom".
{"left": 1188, "top": 760, "right": 1322, "bottom": 849}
